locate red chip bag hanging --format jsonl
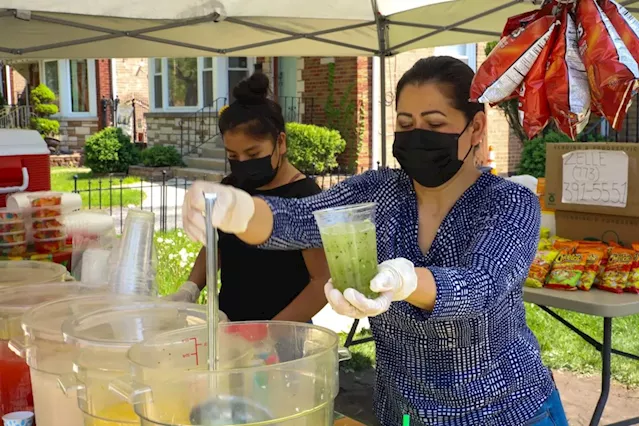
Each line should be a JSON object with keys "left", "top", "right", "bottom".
{"left": 576, "top": 0, "right": 639, "bottom": 131}
{"left": 518, "top": 21, "right": 559, "bottom": 139}
{"left": 600, "top": 0, "right": 639, "bottom": 65}
{"left": 501, "top": 1, "right": 557, "bottom": 38}
{"left": 471, "top": 15, "right": 559, "bottom": 104}
{"left": 545, "top": 10, "right": 591, "bottom": 139}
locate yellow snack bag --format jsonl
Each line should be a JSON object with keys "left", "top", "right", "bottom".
{"left": 525, "top": 250, "right": 560, "bottom": 288}
{"left": 624, "top": 243, "right": 639, "bottom": 294}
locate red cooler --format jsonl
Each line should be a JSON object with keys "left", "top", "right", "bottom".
{"left": 0, "top": 130, "right": 51, "bottom": 208}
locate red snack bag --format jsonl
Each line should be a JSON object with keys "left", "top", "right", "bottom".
{"left": 576, "top": 248, "right": 604, "bottom": 291}
{"left": 518, "top": 21, "right": 559, "bottom": 139}
{"left": 501, "top": 2, "right": 557, "bottom": 38}
{"left": 552, "top": 239, "right": 579, "bottom": 254}
{"left": 545, "top": 10, "right": 591, "bottom": 139}
{"left": 576, "top": 0, "right": 639, "bottom": 131}
{"left": 596, "top": 247, "right": 634, "bottom": 293}
{"left": 600, "top": 0, "right": 639, "bottom": 65}
{"left": 545, "top": 252, "right": 587, "bottom": 290}
{"left": 471, "top": 15, "right": 559, "bottom": 104}
{"left": 625, "top": 243, "right": 639, "bottom": 294}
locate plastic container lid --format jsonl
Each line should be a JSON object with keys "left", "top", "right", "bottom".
{"left": 0, "top": 282, "right": 103, "bottom": 317}
{"left": 0, "top": 261, "right": 68, "bottom": 288}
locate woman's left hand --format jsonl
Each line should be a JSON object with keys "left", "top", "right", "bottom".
{"left": 324, "top": 258, "right": 418, "bottom": 318}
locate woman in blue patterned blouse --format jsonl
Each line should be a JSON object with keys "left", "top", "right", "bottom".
{"left": 183, "top": 57, "right": 568, "bottom": 426}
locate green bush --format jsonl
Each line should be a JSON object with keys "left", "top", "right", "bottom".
{"left": 141, "top": 145, "right": 183, "bottom": 167}
{"left": 518, "top": 130, "right": 611, "bottom": 178}
{"left": 285, "top": 123, "right": 346, "bottom": 174}
{"left": 85, "top": 127, "right": 141, "bottom": 174}
{"left": 30, "top": 84, "right": 60, "bottom": 137}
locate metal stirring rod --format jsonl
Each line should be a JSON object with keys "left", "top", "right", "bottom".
{"left": 204, "top": 192, "right": 219, "bottom": 372}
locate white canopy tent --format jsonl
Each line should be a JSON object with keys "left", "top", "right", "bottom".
{"left": 1, "top": 0, "right": 637, "bottom": 163}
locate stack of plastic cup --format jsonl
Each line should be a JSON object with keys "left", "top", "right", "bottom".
{"left": 108, "top": 210, "right": 158, "bottom": 296}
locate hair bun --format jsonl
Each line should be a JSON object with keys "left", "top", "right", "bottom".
{"left": 233, "top": 72, "right": 270, "bottom": 105}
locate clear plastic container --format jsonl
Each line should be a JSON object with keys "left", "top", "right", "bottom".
{"left": 0, "top": 220, "right": 25, "bottom": 233}
{"left": 31, "top": 207, "right": 62, "bottom": 220}
{"left": 0, "top": 283, "right": 104, "bottom": 419}
{"left": 0, "top": 208, "right": 23, "bottom": 222}
{"left": 313, "top": 203, "right": 379, "bottom": 298}
{"left": 117, "top": 322, "right": 349, "bottom": 426}
{"left": 0, "top": 231, "right": 26, "bottom": 245}
{"left": 0, "top": 241, "right": 27, "bottom": 257}
{"left": 0, "top": 261, "right": 68, "bottom": 289}
{"left": 61, "top": 302, "right": 207, "bottom": 425}
{"left": 28, "top": 193, "right": 63, "bottom": 208}
{"left": 32, "top": 217, "right": 64, "bottom": 230}
{"left": 13, "top": 295, "right": 158, "bottom": 426}
{"left": 33, "top": 236, "right": 67, "bottom": 254}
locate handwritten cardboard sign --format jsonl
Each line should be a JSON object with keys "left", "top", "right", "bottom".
{"left": 561, "top": 150, "right": 629, "bottom": 208}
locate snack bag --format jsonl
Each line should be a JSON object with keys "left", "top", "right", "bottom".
{"left": 576, "top": 0, "right": 639, "bottom": 131}
{"left": 624, "top": 242, "right": 639, "bottom": 294}
{"left": 518, "top": 20, "right": 558, "bottom": 139}
{"left": 600, "top": 0, "right": 639, "bottom": 64}
{"left": 540, "top": 227, "right": 551, "bottom": 239}
{"left": 526, "top": 250, "right": 560, "bottom": 288}
{"left": 597, "top": 247, "right": 635, "bottom": 293}
{"left": 595, "top": 244, "right": 616, "bottom": 285}
{"left": 501, "top": 1, "right": 557, "bottom": 38}
{"left": 552, "top": 239, "right": 579, "bottom": 254}
{"left": 471, "top": 15, "right": 559, "bottom": 104}
{"left": 545, "top": 9, "right": 591, "bottom": 139}
{"left": 546, "top": 252, "right": 587, "bottom": 290}
{"left": 576, "top": 248, "right": 604, "bottom": 291}
{"left": 538, "top": 238, "right": 552, "bottom": 251}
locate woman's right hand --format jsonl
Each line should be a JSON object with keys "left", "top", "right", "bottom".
{"left": 182, "top": 181, "right": 255, "bottom": 244}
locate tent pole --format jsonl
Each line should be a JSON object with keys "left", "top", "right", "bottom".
{"left": 379, "top": 52, "right": 386, "bottom": 168}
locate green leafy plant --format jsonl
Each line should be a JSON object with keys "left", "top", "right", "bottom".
{"left": 518, "top": 130, "right": 611, "bottom": 178}
{"left": 29, "top": 84, "right": 60, "bottom": 137}
{"left": 324, "top": 63, "right": 364, "bottom": 172}
{"left": 140, "top": 145, "right": 183, "bottom": 167}
{"left": 85, "top": 127, "right": 141, "bottom": 174}
{"left": 285, "top": 122, "right": 346, "bottom": 174}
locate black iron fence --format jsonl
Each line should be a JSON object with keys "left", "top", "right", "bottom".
{"left": 278, "top": 96, "right": 317, "bottom": 124}
{"left": 71, "top": 167, "right": 370, "bottom": 233}
{"left": 179, "top": 97, "right": 227, "bottom": 157}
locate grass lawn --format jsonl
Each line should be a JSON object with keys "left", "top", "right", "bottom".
{"left": 155, "top": 229, "right": 639, "bottom": 387}
{"left": 51, "top": 167, "right": 145, "bottom": 208}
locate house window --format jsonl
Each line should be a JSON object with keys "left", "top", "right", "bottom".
{"left": 228, "top": 57, "right": 251, "bottom": 103}
{"left": 168, "top": 58, "right": 198, "bottom": 107}
{"left": 434, "top": 44, "right": 477, "bottom": 71}
{"left": 153, "top": 59, "right": 162, "bottom": 109}
{"left": 39, "top": 59, "right": 96, "bottom": 117}
{"left": 202, "top": 58, "right": 214, "bottom": 107}
{"left": 69, "top": 59, "right": 90, "bottom": 112}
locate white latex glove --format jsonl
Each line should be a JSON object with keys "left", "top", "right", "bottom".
{"left": 324, "top": 258, "right": 418, "bottom": 319}
{"left": 164, "top": 281, "right": 229, "bottom": 322}
{"left": 182, "top": 181, "right": 255, "bottom": 244}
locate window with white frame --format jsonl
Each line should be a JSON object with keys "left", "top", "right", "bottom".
{"left": 150, "top": 57, "right": 255, "bottom": 111}
{"left": 40, "top": 59, "right": 96, "bottom": 117}
{"left": 434, "top": 44, "right": 477, "bottom": 71}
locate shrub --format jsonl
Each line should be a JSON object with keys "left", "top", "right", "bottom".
{"left": 141, "top": 145, "right": 183, "bottom": 167}
{"left": 285, "top": 123, "right": 346, "bottom": 174}
{"left": 85, "top": 127, "right": 141, "bottom": 174}
{"left": 30, "top": 84, "right": 60, "bottom": 137}
{"left": 518, "top": 130, "right": 611, "bottom": 178}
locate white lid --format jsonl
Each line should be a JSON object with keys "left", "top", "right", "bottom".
{"left": 0, "top": 130, "right": 50, "bottom": 156}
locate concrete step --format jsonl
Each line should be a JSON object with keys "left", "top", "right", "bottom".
{"left": 201, "top": 146, "right": 227, "bottom": 159}
{"left": 173, "top": 168, "right": 225, "bottom": 182}
{"left": 183, "top": 156, "right": 228, "bottom": 172}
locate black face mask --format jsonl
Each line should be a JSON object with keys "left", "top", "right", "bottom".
{"left": 392, "top": 124, "right": 472, "bottom": 188}
{"left": 229, "top": 145, "right": 279, "bottom": 190}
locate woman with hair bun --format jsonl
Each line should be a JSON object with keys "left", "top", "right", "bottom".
{"left": 168, "top": 72, "right": 330, "bottom": 324}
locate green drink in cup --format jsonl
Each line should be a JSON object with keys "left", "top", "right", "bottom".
{"left": 313, "top": 203, "right": 379, "bottom": 299}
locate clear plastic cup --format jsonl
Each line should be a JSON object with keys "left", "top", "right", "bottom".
{"left": 313, "top": 203, "right": 379, "bottom": 298}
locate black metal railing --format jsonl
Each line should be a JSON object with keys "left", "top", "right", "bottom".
{"left": 179, "top": 97, "right": 227, "bottom": 157}
{"left": 70, "top": 166, "right": 370, "bottom": 233}
{"left": 0, "top": 105, "right": 33, "bottom": 129}
{"left": 277, "top": 96, "right": 316, "bottom": 124}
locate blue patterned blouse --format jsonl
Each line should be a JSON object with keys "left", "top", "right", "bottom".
{"left": 259, "top": 169, "right": 555, "bottom": 426}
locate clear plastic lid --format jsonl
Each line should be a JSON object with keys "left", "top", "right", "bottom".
{"left": 0, "top": 260, "right": 69, "bottom": 288}
{"left": 21, "top": 295, "right": 160, "bottom": 344}
{"left": 0, "top": 282, "right": 104, "bottom": 317}
{"left": 62, "top": 301, "right": 207, "bottom": 349}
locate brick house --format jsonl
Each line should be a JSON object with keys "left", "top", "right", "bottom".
{"left": 1, "top": 58, "right": 149, "bottom": 152}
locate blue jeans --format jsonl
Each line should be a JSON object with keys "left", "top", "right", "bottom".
{"left": 525, "top": 389, "right": 569, "bottom": 426}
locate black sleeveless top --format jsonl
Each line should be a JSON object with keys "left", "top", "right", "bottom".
{"left": 217, "top": 175, "right": 322, "bottom": 321}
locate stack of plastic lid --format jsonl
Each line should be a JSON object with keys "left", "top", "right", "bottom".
{"left": 28, "top": 193, "right": 67, "bottom": 255}
{"left": 0, "top": 209, "right": 26, "bottom": 257}
{"left": 0, "top": 261, "right": 68, "bottom": 289}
